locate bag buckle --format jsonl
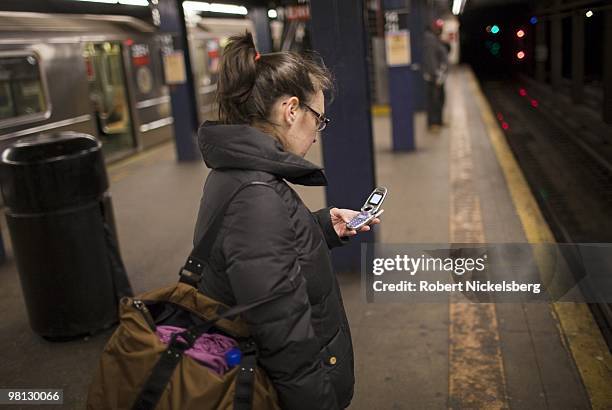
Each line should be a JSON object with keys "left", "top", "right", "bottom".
{"left": 178, "top": 267, "right": 202, "bottom": 287}
{"left": 169, "top": 331, "right": 196, "bottom": 351}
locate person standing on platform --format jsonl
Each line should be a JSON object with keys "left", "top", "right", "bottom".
{"left": 194, "top": 33, "right": 381, "bottom": 409}
{"left": 423, "top": 19, "right": 449, "bottom": 132}
{"left": 440, "top": 40, "right": 451, "bottom": 112}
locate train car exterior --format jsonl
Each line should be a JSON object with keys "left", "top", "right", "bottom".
{"left": 0, "top": 12, "right": 174, "bottom": 162}
{"left": 186, "top": 17, "right": 255, "bottom": 124}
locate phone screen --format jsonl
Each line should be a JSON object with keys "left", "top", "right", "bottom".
{"left": 369, "top": 193, "right": 383, "bottom": 205}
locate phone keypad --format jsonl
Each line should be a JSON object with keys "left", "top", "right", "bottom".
{"left": 347, "top": 212, "right": 371, "bottom": 229}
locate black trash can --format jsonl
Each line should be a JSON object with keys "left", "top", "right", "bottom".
{"left": 0, "top": 132, "right": 133, "bottom": 340}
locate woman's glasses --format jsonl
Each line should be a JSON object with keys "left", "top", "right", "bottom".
{"left": 302, "top": 103, "right": 330, "bottom": 132}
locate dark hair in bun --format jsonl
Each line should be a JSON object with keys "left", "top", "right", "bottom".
{"left": 216, "top": 31, "right": 333, "bottom": 125}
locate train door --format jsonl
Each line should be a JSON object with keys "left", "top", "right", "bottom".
{"left": 83, "top": 42, "right": 135, "bottom": 158}
{"left": 189, "top": 35, "right": 221, "bottom": 123}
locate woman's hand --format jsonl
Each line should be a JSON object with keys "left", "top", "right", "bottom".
{"left": 330, "top": 208, "right": 381, "bottom": 238}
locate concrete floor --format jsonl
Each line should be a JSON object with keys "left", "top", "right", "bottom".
{"left": 0, "top": 67, "right": 597, "bottom": 409}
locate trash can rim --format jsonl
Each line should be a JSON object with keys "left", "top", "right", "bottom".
{"left": 1, "top": 132, "right": 102, "bottom": 166}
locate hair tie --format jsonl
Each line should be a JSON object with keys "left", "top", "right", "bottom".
{"left": 254, "top": 52, "right": 261, "bottom": 62}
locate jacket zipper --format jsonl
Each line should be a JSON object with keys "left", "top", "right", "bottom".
{"left": 132, "top": 299, "right": 156, "bottom": 331}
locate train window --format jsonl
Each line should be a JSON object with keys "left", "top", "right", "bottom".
{"left": 0, "top": 54, "right": 48, "bottom": 122}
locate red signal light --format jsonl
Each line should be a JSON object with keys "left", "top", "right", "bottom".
{"left": 502, "top": 122, "right": 509, "bottom": 130}
{"left": 496, "top": 112, "right": 504, "bottom": 121}
{"left": 519, "top": 88, "right": 527, "bottom": 96}
{"left": 531, "top": 99, "right": 539, "bottom": 108}
{"left": 517, "top": 51, "right": 526, "bottom": 59}
{"left": 516, "top": 29, "right": 525, "bottom": 38}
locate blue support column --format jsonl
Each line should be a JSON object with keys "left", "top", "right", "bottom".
{"left": 310, "top": 0, "right": 376, "bottom": 273}
{"left": 157, "top": 0, "right": 200, "bottom": 161}
{"left": 249, "top": 7, "right": 272, "bottom": 54}
{"left": 384, "top": 1, "right": 417, "bottom": 151}
{"left": 388, "top": 64, "right": 415, "bottom": 151}
{"left": 411, "top": 0, "right": 426, "bottom": 112}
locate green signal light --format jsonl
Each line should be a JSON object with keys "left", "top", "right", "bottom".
{"left": 491, "top": 42, "right": 501, "bottom": 55}
{"left": 491, "top": 25, "right": 500, "bottom": 34}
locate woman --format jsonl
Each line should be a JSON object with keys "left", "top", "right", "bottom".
{"left": 193, "top": 33, "right": 378, "bottom": 409}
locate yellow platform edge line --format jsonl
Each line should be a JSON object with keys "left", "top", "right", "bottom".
{"left": 108, "top": 141, "right": 174, "bottom": 183}
{"left": 448, "top": 86, "right": 508, "bottom": 409}
{"left": 108, "top": 141, "right": 174, "bottom": 174}
{"left": 371, "top": 104, "right": 390, "bottom": 116}
{"left": 466, "top": 68, "right": 612, "bottom": 410}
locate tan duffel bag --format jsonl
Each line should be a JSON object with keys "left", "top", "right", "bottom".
{"left": 87, "top": 182, "right": 285, "bottom": 410}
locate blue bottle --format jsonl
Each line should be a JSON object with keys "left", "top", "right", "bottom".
{"left": 225, "top": 347, "right": 242, "bottom": 368}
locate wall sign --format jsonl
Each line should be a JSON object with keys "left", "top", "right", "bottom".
{"left": 386, "top": 29, "right": 411, "bottom": 66}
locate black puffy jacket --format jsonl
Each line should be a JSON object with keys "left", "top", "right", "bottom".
{"left": 193, "top": 122, "right": 355, "bottom": 409}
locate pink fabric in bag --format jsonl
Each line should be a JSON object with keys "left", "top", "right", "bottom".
{"left": 155, "top": 325, "right": 237, "bottom": 375}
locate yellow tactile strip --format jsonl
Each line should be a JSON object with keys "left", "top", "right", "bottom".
{"left": 448, "top": 77, "right": 509, "bottom": 409}
{"left": 466, "top": 69, "right": 612, "bottom": 410}
{"left": 371, "top": 104, "right": 391, "bottom": 116}
{"left": 108, "top": 141, "right": 174, "bottom": 183}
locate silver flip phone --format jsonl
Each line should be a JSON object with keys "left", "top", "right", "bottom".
{"left": 346, "top": 187, "right": 387, "bottom": 230}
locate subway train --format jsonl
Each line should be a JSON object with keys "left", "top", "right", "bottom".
{"left": 0, "top": 11, "right": 252, "bottom": 162}
{"left": 187, "top": 17, "right": 255, "bottom": 124}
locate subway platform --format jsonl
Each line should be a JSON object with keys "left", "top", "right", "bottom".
{"left": 0, "top": 66, "right": 611, "bottom": 409}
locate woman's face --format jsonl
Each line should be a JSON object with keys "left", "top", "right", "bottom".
{"left": 274, "top": 90, "right": 325, "bottom": 157}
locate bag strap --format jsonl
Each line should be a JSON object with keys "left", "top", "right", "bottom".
{"left": 183, "top": 280, "right": 296, "bottom": 343}
{"left": 178, "top": 181, "right": 274, "bottom": 286}
{"left": 131, "top": 333, "right": 198, "bottom": 410}
{"left": 99, "top": 197, "right": 133, "bottom": 300}
{"left": 233, "top": 351, "right": 258, "bottom": 410}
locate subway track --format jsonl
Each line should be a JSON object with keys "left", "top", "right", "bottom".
{"left": 482, "top": 79, "right": 612, "bottom": 351}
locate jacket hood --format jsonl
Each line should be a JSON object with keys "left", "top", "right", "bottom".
{"left": 197, "top": 122, "right": 327, "bottom": 186}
